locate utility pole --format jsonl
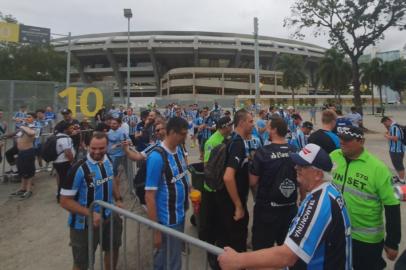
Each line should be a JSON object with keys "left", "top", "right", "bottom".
{"left": 254, "top": 17, "right": 260, "bottom": 107}
{"left": 124, "top": 8, "right": 133, "bottom": 106}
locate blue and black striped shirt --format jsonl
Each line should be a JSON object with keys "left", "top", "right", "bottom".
{"left": 61, "top": 154, "right": 114, "bottom": 230}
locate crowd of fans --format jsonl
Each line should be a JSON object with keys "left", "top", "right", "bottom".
{"left": 0, "top": 101, "right": 406, "bottom": 270}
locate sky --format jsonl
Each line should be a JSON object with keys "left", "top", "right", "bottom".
{"left": 2, "top": 0, "right": 406, "bottom": 52}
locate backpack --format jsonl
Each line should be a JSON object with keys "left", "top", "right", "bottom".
{"left": 133, "top": 146, "right": 169, "bottom": 189}
{"left": 395, "top": 124, "right": 406, "bottom": 145}
{"left": 204, "top": 139, "right": 233, "bottom": 191}
{"left": 41, "top": 134, "right": 69, "bottom": 163}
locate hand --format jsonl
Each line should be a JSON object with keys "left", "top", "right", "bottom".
{"left": 233, "top": 205, "right": 245, "bottom": 221}
{"left": 93, "top": 212, "right": 101, "bottom": 228}
{"left": 218, "top": 247, "right": 240, "bottom": 270}
{"left": 121, "top": 140, "right": 130, "bottom": 149}
{"left": 384, "top": 246, "right": 398, "bottom": 261}
{"left": 115, "top": 200, "right": 124, "bottom": 209}
{"left": 154, "top": 231, "right": 162, "bottom": 249}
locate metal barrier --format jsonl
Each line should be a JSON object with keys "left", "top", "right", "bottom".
{"left": 88, "top": 200, "right": 223, "bottom": 270}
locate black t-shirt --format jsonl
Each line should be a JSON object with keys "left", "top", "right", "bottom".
{"left": 95, "top": 122, "right": 110, "bottom": 132}
{"left": 250, "top": 143, "right": 298, "bottom": 205}
{"left": 221, "top": 134, "right": 250, "bottom": 206}
{"left": 307, "top": 129, "right": 339, "bottom": 154}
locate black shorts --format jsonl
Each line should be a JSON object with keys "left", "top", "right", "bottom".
{"left": 53, "top": 161, "right": 72, "bottom": 185}
{"left": 17, "top": 148, "right": 36, "bottom": 179}
{"left": 390, "top": 152, "right": 404, "bottom": 171}
{"left": 70, "top": 214, "right": 122, "bottom": 270}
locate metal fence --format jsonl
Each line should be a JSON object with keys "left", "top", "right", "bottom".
{"left": 88, "top": 200, "right": 223, "bottom": 270}
{"left": 0, "top": 80, "right": 115, "bottom": 132}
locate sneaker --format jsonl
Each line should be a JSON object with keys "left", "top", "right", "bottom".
{"left": 10, "top": 189, "right": 26, "bottom": 196}
{"left": 392, "top": 176, "right": 405, "bottom": 185}
{"left": 20, "top": 191, "right": 33, "bottom": 200}
{"left": 5, "top": 170, "right": 18, "bottom": 175}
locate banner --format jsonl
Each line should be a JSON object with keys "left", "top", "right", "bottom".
{"left": 0, "top": 22, "right": 19, "bottom": 43}
{"left": 19, "top": 24, "right": 50, "bottom": 45}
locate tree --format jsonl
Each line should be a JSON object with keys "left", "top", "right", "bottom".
{"left": 277, "top": 54, "right": 307, "bottom": 108}
{"left": 360, "top": 61, "right": 375, "bottom": 114}
{"left": 318, "top": 48, "right": 352, "bottom": 108}
{"left": 0, "top": 11, "right": 17, "bottom": 23}
{"left": 0, "top": 44, "right": 68, "bottom": 82}
{"left": 385, "top": 59, "right": 406, "bottom": 102}
{"left": 363, "top": 58, "right": 389, "bottom": 116}
{"left": 285, "top": 0, "right": 406, "bottom": 113}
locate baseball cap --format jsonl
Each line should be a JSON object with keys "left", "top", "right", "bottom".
{"left": 61, "top": 108, "right": 72, "bottom": 115}
{"left": 289, "top": 143, "right": 333, "bottom": 172}
{"left": 302, "top": 121, "right": 313, "bottom": 129}
{"left": 216, "top": 116, "right": 233, "bottom": 129}
{"left": 338, "top": 126, "right": 364, "bottom": 141}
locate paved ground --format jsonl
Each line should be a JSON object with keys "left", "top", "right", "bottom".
{"left": 1, "top": 109, "right": 406, "bottom": 269}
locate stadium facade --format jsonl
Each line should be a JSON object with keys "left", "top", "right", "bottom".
{"left": 52, "top": 31, "right": 327, "bottom": 103}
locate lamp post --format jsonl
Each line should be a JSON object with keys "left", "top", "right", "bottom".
{"left": 124, "top": 8, "right": 132, "bottom": 106}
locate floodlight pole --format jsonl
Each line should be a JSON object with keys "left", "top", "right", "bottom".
{"left": 124, "top": 9, "right": 133, "bottom": 107}
{"left": 254, "top": 17, "right": 260, "bottom": 107}
{"left": 66, "top": 32, "right": 71, "bottom": 88}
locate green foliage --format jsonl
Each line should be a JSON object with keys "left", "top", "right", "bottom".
{"left": 385, "top": 59, "right": 406, "bottom": 100}
{"left": 285, "top": 0, "right": 406, "bottom": 111}
{"left": 0, "top": 11, "right": 17, "bottom": 23}
{"left": 318, "top": 49, "right": 352, "bottom": 106}
{"left": 0, "top": 44, "right": 67, "bottom": 81}
{"left": 277, "top": 54, "right": 307, "bottom": 107}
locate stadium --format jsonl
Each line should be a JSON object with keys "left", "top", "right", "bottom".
{"left": 53, "top": 31, "right": 332, "bottom": 106}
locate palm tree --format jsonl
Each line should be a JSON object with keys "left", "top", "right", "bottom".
{"left": 317, "top": 49, "right": 352, "bottom": 109}
{"left": 277, "top": 55, "right": 307, "bottom": 108}
{"left": 365, "top": 58, "right": 389, "bottom": 116}
{"left": 360, "top": 62, "right": 375, "bottom": 114}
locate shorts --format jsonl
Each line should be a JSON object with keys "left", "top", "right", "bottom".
{"left": 70, "top": 214, "right": 123, "bottom": 270}
{"left": 193, "top": 127, "right": 198, "bottom": 135}
{"left": 390, "top": 152, "right": 404, "bottom": 171}
{"left": 34, "top": 144, "right": 42, "bottom": 157}
{"left": 112, "top": 156, "right": 126, "bottom": 176}
{"left": 53, "top": 161, "right": 72, "bottom": 186}
{"left": 17, "top": 148, "right": 36, "bottom": 179}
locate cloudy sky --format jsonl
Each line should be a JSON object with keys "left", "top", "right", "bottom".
{"left": 3, "top": 0, "right": 405, "bottom": 52}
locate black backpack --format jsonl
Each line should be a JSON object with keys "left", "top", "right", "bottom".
{"left": 41, "top": 134, "right": 69, "bottom": 163}
{"left": 133, "top": 146, "right": 169, "bottom": 189}
{"left": 395, "top": 124, "right": 406, "bottom": 145}
{"left": 204, "top": 138, "right": 233, "bottom": 191}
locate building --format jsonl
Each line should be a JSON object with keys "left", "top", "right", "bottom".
{"left": 52, "top": 31, "right": 327, "bottom": 104}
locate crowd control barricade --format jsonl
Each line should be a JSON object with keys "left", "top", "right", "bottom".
{"left": 88, "top": 200, "right": 223, "bottom": 270}
{"left": 0, "top": 129, "right": 95, "bottom": 181}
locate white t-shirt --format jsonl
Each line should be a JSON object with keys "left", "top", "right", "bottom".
{"left": 54, "top": 133, "right": 75, "bottom": 163}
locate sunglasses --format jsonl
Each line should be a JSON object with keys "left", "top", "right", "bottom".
{"left": 155, "top": 128, "right": 162, "bottom": 132}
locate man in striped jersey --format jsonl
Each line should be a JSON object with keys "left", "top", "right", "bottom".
{"left": 145, "top": 117, "right": 190, "bottom": 270}
{"left": 60, "top": 132, "right": 123, "bottom": 270}
{"left": 381, "top": 117, "right": 405, "bottom": 184}
{"left": 219, "top": 144, "right": 352, "bottom": 270}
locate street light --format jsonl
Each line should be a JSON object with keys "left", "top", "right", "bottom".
{"left": 123, "top": 8, "right": 132, "bottom": 106}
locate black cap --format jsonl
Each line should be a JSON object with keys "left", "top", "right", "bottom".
{"left": 61, "top": 108, "right": 72, "bottom": 115}
{"left": 338, "top": 126, "right": 364, "bottom": 141}
{"left": 216, "top": 116, "right": 233, "bottom": 129}
{"left": 291, "top": 113, "right": 302, "bottom": 120}
{"left": 302, "top": 121, "right": 313, "bottom": 129}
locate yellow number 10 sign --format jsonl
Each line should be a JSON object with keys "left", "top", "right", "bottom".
{"left": 59, "top": 87, "right": 103, "bottom": 117}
